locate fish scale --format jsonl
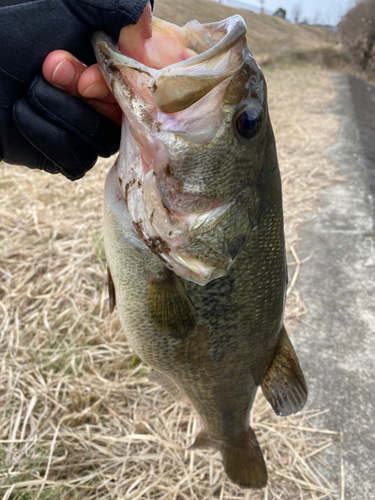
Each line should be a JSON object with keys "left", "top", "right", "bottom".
{"left": 95, "top": 14, "right": 308, "bottom": 489}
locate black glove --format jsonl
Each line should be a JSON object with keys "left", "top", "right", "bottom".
{"left": 0, "top": 0, "right": 153, "bottom": 180}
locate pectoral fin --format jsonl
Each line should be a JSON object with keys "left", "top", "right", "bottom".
{"left": 147, "top": 270, "right": 196, "bottom": 339}
{"left": 107, "top": 265, "right": 116, "bottom": 313}
{"left": 261, "top": 326, "right": 308, "bottom": 416}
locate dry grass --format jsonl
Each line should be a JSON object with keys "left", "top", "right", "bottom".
{"left": 0, "top": 64, "right": 341, "bottom": 499}
{"left": 153, "top": 0, "right": 338, "bottom": 57}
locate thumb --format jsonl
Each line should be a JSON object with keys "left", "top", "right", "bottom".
{"left": 70, "top": 0, "right": 154, "bottom": 41}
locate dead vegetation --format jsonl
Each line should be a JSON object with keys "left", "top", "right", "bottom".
{"left": 153, "top": 0, "right": 337, "bottom": 58}
{"left": 154, "top": 0, "right": 347, "bottom": 81}
{"left": 338, "top": 0, "right": 375, "bottom": 79}
{"left": 0, "top": 63, "right": 342, "bottom": 499}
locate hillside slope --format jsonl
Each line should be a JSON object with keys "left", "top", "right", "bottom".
{"left": 154, "top": 0, "right": 337, "bottom": 57}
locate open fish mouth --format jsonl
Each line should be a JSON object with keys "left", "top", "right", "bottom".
{"left": 93, "top": 16, "right": 263, "bottom": 285}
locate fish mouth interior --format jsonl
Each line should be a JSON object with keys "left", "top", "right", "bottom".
{"left": 93, "top": 15, "right": 247, "bottom": 113}
{"left": 93, "top": 16, "right": 252, "bottom": 285}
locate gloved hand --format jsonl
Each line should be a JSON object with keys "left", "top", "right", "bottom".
{"left": 0, "top": 0, "right": 153, "bottom": 180}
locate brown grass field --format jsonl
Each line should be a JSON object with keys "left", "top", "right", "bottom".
{"left": 0, "top": 2, "right": 343, "bottom": 499}
{"left": 153, "top": 0, "right": 338, "bottom": 57}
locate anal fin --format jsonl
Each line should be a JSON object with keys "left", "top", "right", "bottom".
{"left": 107, "top": 265, "right": 116, "bottom": 313}
{"left": 189, "top": 429, "right": 216, "bottom": 450}
{"left": 261, "top": 326, "right": 308, "bottom": 416}
{"left": 149, "top": 369, "right": 187, "bottom": 403}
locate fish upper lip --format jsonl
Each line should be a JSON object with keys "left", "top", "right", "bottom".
{"left": 92, "top": 31, "right": 157, "bottom": 77}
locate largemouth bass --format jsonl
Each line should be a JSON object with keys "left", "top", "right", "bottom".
{"left": 93, "top": 14, "right": 307, "bottom": 489}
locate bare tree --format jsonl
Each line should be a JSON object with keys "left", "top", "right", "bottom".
{"left": 291, "top": 2, "right": 303, "bottom": 24}
{"left": 339, "top": 0, "right": 375, "bottom": 75}
{"left": 313, "top": 10, "right": 323, "bottom": 25}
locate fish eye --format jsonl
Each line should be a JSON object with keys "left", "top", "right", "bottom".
{"left": 236, "top": 106, "right": 262, "bottom": 139}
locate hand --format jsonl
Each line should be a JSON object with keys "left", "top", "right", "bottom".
{"left": 43, "top": 3, "right": 194, "bottom": 126}
{"left": 42, "top": 50, "right": 123, "bottom": 127}
{"left": 0, "top": 0, "right": 152, "bottom": 180}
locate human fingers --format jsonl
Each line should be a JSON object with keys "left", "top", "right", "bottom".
{"left": 77, "top": 64, "right": 116, "bottom": 103}
{"left": 118, "top": 1, "right": 194, "bottom": 69}
{"left": 118, "top": 0, "right": 154, "bottom": 66}
{"left": 77, "top": 65, "right": 122, "bottom": 125}
{"left": 42, "top": 50, "right": 86, "bottom": 97}
{"left": 43, "top": 51, "right": 121, "bottom": 125}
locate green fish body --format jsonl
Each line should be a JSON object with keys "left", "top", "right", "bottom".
{"left": 95, "top": 15, "right": 307, "bottom": 488}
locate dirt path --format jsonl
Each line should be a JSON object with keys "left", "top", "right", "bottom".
{"left": 292, "top": 73, "right": 375, "bottom": 500}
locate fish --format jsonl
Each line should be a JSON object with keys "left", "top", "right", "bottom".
{"left": 92, "top": 14, "right": 308, "bottom": 489}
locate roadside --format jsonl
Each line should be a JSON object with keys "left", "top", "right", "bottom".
{"left": 292, "top": 74, "right": 375, "bottom": 499}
